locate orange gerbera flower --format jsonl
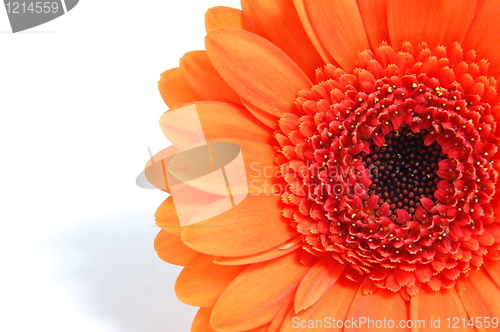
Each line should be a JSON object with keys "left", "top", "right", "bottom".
{"left": 149, "top": 1, "right": 500, "bottom": 331}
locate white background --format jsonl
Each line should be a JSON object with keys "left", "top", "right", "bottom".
{"left": 0, "top": 1, "right": 241, "bottom": 331}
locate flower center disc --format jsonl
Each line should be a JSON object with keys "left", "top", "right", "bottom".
{"left": 276, "top": 42, "right": 500, "bottom": 294}
{"left": 363, "top": 128, "right": 445, "bottom": 221}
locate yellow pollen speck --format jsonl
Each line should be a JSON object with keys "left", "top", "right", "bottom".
{"left": 484, "top": 152, "right": 489, "bottom": 156}
{"left": 324, "top": 155, "right": 328, "bottom": 159}
{"left": 334, "top": 209, "right": 339, "bottom": 212}
{"left": 351, "top": 214, "right": 356, "bottom": 219}
{"left": 470, "top": 209, "right": 475, "bottom": 213}
{"left": 328, "top": 132, "right": 333, "bottom": 137}
{"left": 438, "top": 236, "right": 443, "bottom": 240}
{"left": 408, "top": 245, "right": 413, "bottom": 248}
{"left": 330, "top": 178, "right": 333, "bottom": 182}
{"left": 388, "top": 87, "right": 393, "bottom": 93}
{"left": 320, "top": 196, "right": 324, "bottom": 200}
{"left": 390, "top": 234, "right": 394, "bottom": 237}
{"left": 374, "top": 98, "right": 380, "bottom": 103}
{"left": 338, "top": 125, "right": 343, "bottom": 130}
{"left": 358, "top": 98, "right": 363, "bottom": 102}
{"left": 412, "top": 83, "right": 418, "bottom": 89}
{"left": 396, "top": 250, "right": 400, "bottom": 254}
{"left": 322, "top": 162, "right": 326, "bottom": 166}
{"left": 337, "top": 222, "right": 341, "bottom": 225}
{"left": 346, "top": 110, "right": 350, "bottom": 114}
{"left": 468, "top": 119, "right": 473, "bottom": 123}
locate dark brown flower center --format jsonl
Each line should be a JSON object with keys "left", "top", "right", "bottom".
{"left": 363, "top": 128, "right": 445, "bottom": 221}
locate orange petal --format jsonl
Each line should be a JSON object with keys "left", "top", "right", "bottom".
{"left": 294, "top": 257, "right": 345, "bottom": 312}
{"left": 154, "top": 230, "right": 198, "bottom": 266}
{"left": 205, "top": 27, "right": 312, "bottom": 117}
{"left": 441, "top": 0, "right": 479, "bottom": 45}
{"left": 411, "top": 286, "right": 473, "bottom": 332}
{"left": 164, "top": 136, "right": 280, "bottom": 196}
{"left": 158, "top": 68, "right": 196, "bottom": 108}
{"left": 347, "top": 289, "right": 409, "bottom": 332}
{"left": 205, "top": 6, "right": 247, "bottom": 33}
{"left": 357, "top": 0, "right": 389, "bottom": 49}
{"left": 155, "top": 196, "right": 182, "bottom": 236}
{"left": 292, "top": 0, "right": 335, "bottom": 64}
{"left": 160, "top": 102, "right": 273, "bottom": 150}
{"left": 280, "top": 277, "right": 359, "bottom": 332}
{"left": 387, "top": 0, "right": 452, "bottom": 50}
{"left": 213, "top": 236, "right": 301, "bottom": 265}
{"left": 175, "top": 254, "right": 245, "bottom": 307}
{"left": 180, "top": 51, "right": 242, "bottom": 105}
{"left": 303, "top": 0, "right": 370, "bottom": 71}
{"left": 457, "top": 268, "right": 500, "bottom": 327}
{"left": 464, "top": 0, "right": 500, "bottom": 76}
{"left": 241, "top": 0, "right": 325, "bottom": 79}
{"left": 191, "top": 308, "right": 217, "bottom": 332}
{"left": 484, "top": 259, "right": 500, "bottom": 288}
{"left": 144, "top": 145, "right": 179, "bottom": 193}
{"left": 267, "top": 295, "right": 294, "bottom": 332}
{"left": 211, "top": 252, "right": 309, "bottom": 331}
{"left": 181, "top": 194, "right": 297, "bottom": 257}
{"left": 241, "top": 98, "right": 280, "bottom": 129}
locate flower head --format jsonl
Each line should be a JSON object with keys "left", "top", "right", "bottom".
{"left": 151, "top": 1, "right": 500, "bottom": 331}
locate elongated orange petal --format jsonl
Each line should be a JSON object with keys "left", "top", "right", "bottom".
{"left": 294, "top": 258, "right": 345, "bottom": 312}
{"left": 191, "top": 308, "right": 217, "bottom": 332}
{"left": 357, "top": 0, "right": 389, "bottom": 49}
{"left": 154, "top": 230, "right": 198, "bottom": 266}
{"left": 213, "top": 236, "right": 301, "bottom": 265}
{"left": 165, "top": 136, "right": 280, "bottom": 195}
{"left": 441, "top": 0, "right": 478, "bottom": 45}
{"left": 155, "top": 196, "right": 182, "bottom": 236}
{"left": 292, "top": 0, "right": 335, "bottom": 64}
{"left": 180, "top": 51, "right": 242, "bottom": 105}
{"left": 205, "top": 27, "right": 312, "bottom": 117}
{"left": 267, "top": 295, "right": 294, "bottom": 332}
{"left": 175, "top": 254, "right": 245, "bottom": 307}
{"left": 158, "top": 68, "right": 196, "bottom": 108}
{"left": 387, "top": 0, "right": 452, "bottom": 50}
{"left": 457, "top": 268, "right": 500, "bottom": 328}
{"left": 160, "top": 102, "right": 272, "bottom": 150}
{"left": 241, "top": 98, "right": 280, "bottom": 129}
{"left": 211, "top": 252, "right": 309, "bottom": 331}
{"left": 347, "top": 289, "right": 409, "bottom": 332}
{"left": 181, "top": 194, "right": 297, "bottom": 257}
{"left": 205, "top": 6, "right": 247, "bottom": 33}
{"left": 484, "top": 259, "right": 500, "bottom": 288}
{"left": 241, "top": 0, "right": 324, "bottom": 79}
{"left": 411, "top": 287, "right": 472, "bottom": 332}
{"left": 464, "top": 0, "right": 500, "bottom": 76}
{"left": 303, "top": 0, "right": 370, "bottom": 72}
{"left": 280, "top": 277, "right": 359, "bottom": 332}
